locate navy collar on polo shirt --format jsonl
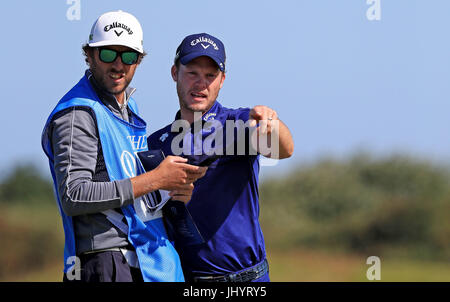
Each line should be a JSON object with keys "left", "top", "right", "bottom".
{"left": 173, "top": 101, "right": 222, "bottom": 125}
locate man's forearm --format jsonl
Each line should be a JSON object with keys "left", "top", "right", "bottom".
{"left": 130, "top": 170, "right": 161, "bottom": 199}
{"left": 253, "top": 118, "right": 294, "bottom": 159}
{"left": 276, "top": 119, "right": 294, "bottom": 159}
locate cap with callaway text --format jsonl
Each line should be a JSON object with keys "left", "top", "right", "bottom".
{"left": 175, "top": 33, "right": 226, "bottom": 71}
{"left": 88, "top": 10, "right": 144, "bottom": 53}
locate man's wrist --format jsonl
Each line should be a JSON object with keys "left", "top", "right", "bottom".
{"left": 131, "top": 169, "right": 162, "bottom": 199}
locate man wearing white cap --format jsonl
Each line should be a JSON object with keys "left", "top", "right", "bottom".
{"left": 42, "top": 11, "right": 206, "bottom": 282}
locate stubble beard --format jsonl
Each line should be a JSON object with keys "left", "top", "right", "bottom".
{"left": 177, "top": 83, "right": 219, "bottom": 116}
{"left": 90, "top": 64, "right": 130, "bottom": 97}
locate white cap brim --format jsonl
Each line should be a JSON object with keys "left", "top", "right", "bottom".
{"left": 88, "top": 40, "right": 144, "bottom": 54}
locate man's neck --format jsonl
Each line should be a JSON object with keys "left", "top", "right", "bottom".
{"left": 115, "top": 92, "right": 125, "bottom": 105}
{"left": 179, "top": 101, "right": 218, "bottom": 124}
{"left": 180, "top": 109, "right": 204, "bottom": 125}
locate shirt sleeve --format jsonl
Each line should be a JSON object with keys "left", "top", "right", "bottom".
{"left": 50, "top": 107, "right": 135, "bottom": 217}
{"left": 230, "top": 107, "right": 251, "bottom": 123}
{"left": 226, "top": 107, "right": 257, "bottom": 156}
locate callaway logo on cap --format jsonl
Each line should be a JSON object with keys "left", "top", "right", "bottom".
{"left": 88, "top": 10, "right": 144, "bottom": 53}
{"left": 175, "top": 33, "right": 226, "bottom": 71}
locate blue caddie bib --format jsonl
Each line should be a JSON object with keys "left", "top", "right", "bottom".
{"left": 41, "top": 75, "right": 184, "bottom": 281}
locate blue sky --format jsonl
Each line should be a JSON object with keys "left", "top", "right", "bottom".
{"left": 1, "top": 0, "right": 449, "bottom": 179}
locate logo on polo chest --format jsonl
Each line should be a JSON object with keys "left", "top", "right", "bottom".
{"left": 203, "top": 112, "right": 216, "bottom": 121}
{"left": 104, "top": 22, "right": 134, "bottom": 36}
{"left": 160, "top": 133, "right": 169, "bottom": 142}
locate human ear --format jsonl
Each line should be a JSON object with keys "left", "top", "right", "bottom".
{"left": 171, "top": 65, "right": 178, "bottom": 82}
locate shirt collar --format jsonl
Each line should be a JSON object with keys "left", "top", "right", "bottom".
{"left": 173, "top": 101, "right": 222, "bottom": 122}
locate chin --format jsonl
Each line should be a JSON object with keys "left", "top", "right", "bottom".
{"left": 185, "top": 102, "right": 205, "bottom": 112}
{"left": 109, "top": 86, "right": 127, "bottom": 95}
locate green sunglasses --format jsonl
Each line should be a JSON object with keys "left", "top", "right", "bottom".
{"left": 98, "top": 47, "right": 139, "bottom": 65}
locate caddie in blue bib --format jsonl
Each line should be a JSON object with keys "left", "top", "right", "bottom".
{"left": 42, "top": 74, "right": 184, "bottom": 282}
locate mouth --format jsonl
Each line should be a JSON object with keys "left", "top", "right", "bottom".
{"left": 109, "top": 72, "right": 125, "bottom": 83}
{"left": 191, "top": 92, "right": 207, "bottom": 101}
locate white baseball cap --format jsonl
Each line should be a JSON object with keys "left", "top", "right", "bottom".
{"left": 88, "top": 10, "right": 144, "bottom": 53}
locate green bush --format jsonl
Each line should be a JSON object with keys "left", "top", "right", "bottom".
{"left": 0, "top": 164, "right": 54, "bottom": 204}
{"left": 1, "top": 155, "right": 449, "bottom": 279}
{"left": 0, "top": 164, "right": 62, "bottom": 280}
{"left": 260, "top": 153, "right": 450, "bottom": 261}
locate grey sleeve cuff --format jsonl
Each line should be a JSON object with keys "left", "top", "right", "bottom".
{"left": 116, "top": 178, "right": 135, "bottom": 207}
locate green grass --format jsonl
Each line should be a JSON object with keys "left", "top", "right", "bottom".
{"left": 2, "top": 203, "right": 450, "bottom": 282}
{"left": 10, "top": 248, "right": 450, "bottom": 282}
{"left": 0, "top": 203, "right": 64, "bottom": 281}
{"left": 267, "top": 248, "right": 450, "bottom": 282}
{"left": 7, "top": 261, "right": 62, "bottom": 282}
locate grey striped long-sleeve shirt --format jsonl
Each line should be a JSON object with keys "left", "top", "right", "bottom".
{"left": 48, "top": 70, "right": 136, "bottom": 254}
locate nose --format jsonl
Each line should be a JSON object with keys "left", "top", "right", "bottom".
{"left": 111, "top": 55, "right": 125, "bottom": 71}
{"left": 194, "top": 76, "right": 208, "bottom": 90}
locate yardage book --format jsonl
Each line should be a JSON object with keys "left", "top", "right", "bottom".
{"left": 137, "top": 149, "right": 205, "bottom": 246}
